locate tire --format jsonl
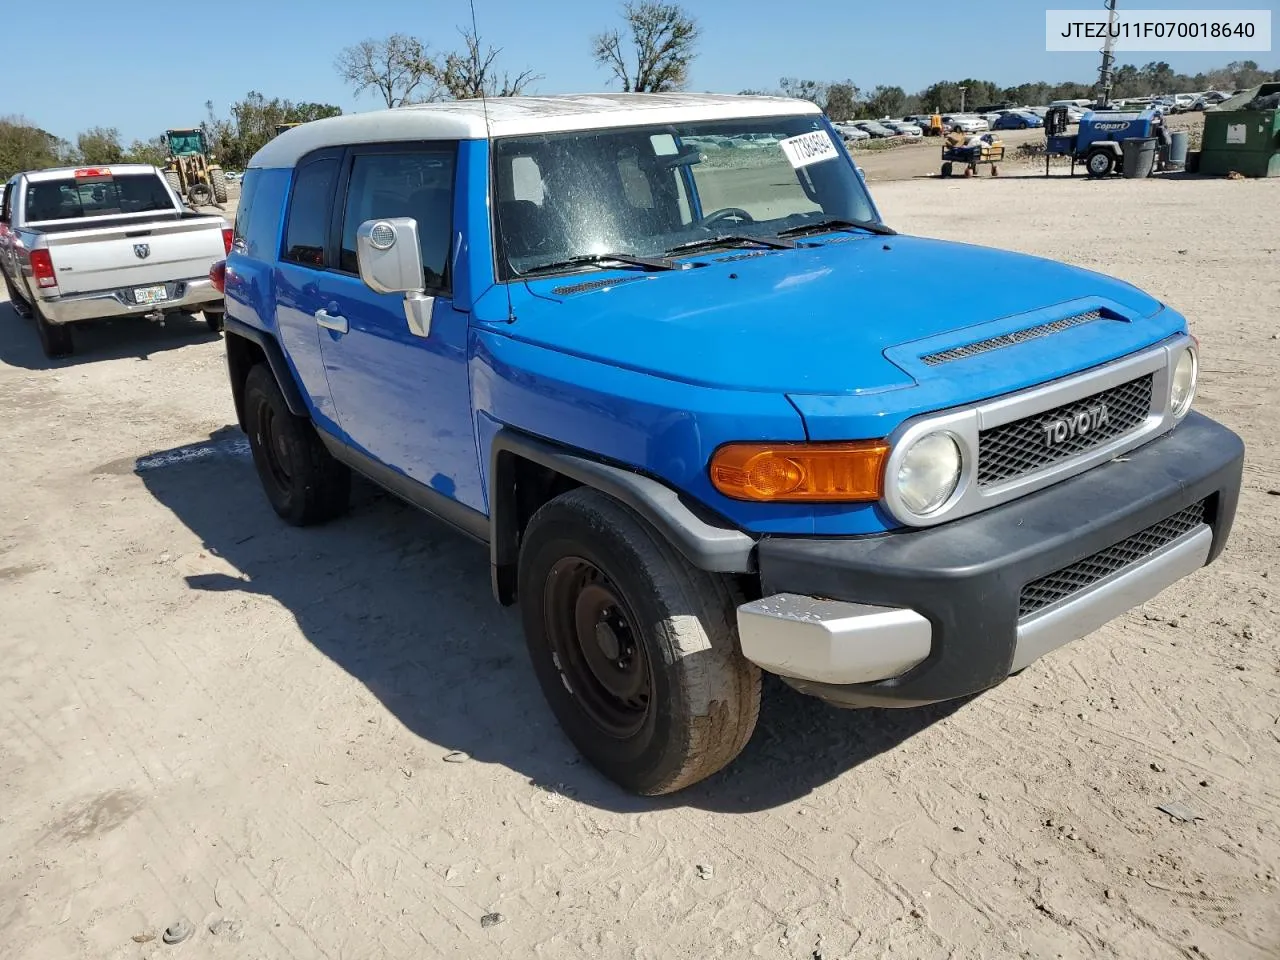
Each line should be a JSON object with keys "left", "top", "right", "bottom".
{"left": 3, "top": 272, "right": 33, "bottom": 319}
{"left": 518, "top": 488, "right": 761, "bottom": 795}
{"left": 941, "top": 162, "right": 954, "bottom": 178}
{"left": 163, "top": 169, "right": 182, "bottom": 197}
{"left": 1085, "top": 149, "right": 1114, "bottom": 179}
{"left": 188, "top": 182, "right": 213, "bottom": 206}
{"left": 1018, "top": 119, "right": 1029, "bottom": 129}
{"left": 34, "top": 305, "right": 72, "bottom": 358}
{"left": 243, "top": 364, "right": 351, "bottom": 526}
{"left": 209, "top": 166, "right": 229, "bottom": 204}
{"left": 203, "top": 309, "right": 224, "bottom": 333}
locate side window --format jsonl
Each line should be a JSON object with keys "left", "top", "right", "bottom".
{"left": 338, "top": 148, "right": 456, "bottom": 291}
{"left": 283, "top": 157, "right": 339, "bottom": 267}
{"left": 1, "top": 182, "right": 12, "bottom": 224}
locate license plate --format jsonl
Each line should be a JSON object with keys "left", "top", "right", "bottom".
{"left": 133, "top": 284, "right": 168, "bottom": 305}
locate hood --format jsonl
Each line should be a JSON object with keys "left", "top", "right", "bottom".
{"left": 497, "top": 234, "right": 1170, "bottom": 399}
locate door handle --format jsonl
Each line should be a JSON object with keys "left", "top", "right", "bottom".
{"left": 315, "top": 307, "right": 348, "bottom": 334}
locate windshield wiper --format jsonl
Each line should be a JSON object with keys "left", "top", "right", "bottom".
{"left": 519, "top": 252, "right": 678, "bottom": 277}
{"left": 776, "top": 218, "right": 897, "bottom": 239}
{"left": 664, "top": 234, "right": 797, "bottom": 256}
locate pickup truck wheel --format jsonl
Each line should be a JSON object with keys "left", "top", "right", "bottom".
{"left": 518, "top": 488, "right": 761, "bottom": 795}
{"left": 203, "top": 309, "right": 224, "bottom": 333}
{"left": 34, "top": 307, "right": 73, "bottom": 358}
{"left": 3, "top": 273, "right": 33, "bottom": 319}
{"left": 243, "top": 364, "right": 350, "bottom": 525}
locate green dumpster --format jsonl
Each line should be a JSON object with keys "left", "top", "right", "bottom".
{"left": 1199, "top": 83, "right": 1280, "bottom": 178}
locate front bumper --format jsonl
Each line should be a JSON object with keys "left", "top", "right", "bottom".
{"left": 737, "top": 411, "right": 1243, "bottom": 707}
{"left": 37, "top": 278, "right": 222, "bottom": 325}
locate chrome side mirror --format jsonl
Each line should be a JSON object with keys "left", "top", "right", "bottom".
{"left": 356, "top": 218, "right": 433, "bottom": 338}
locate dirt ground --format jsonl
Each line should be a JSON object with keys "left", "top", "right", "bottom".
{"left": 1, "top": 171, "right": 1277, "bottom": 960}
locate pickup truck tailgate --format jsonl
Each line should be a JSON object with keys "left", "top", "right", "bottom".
{"left": 47, "top": 219, "right": 226, "bottom": 295}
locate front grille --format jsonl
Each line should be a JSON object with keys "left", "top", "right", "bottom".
{"left": 1019, "top": 500, "right": 1207, "bottom": 617}
{"left": 922, "top": 311, "right": 1106, "bottom": 367}
{"left": 978, "top": 374, "right": 1154, "bottom": 486}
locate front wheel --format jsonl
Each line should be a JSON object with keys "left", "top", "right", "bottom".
{"left": 1085, "top": 149, "right": 1115, "bottom": 178}
{"left": 518, "top": 489, "right": 761, "bottom": 795}
{"left": 243, "top": 364, "right": 351, "bottom": 525}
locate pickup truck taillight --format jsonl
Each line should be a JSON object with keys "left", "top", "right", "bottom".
{"left": 222, "top": 228, "right": 233, "bottom": 254}
{"left": 210, "top": 260, "right": 226, "bottom": 293}
{"left": 29, "top": 250, "right": 57, "bottom": 289}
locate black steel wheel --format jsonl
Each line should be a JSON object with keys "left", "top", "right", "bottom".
{"left": 543, "top": 557, "right": 652, "bottom": 738}
{"left": 518, "top": 488, "right": 761, "bottom": 795}
{"left": 243, "top": 364, "right": 350, "bottom": 525}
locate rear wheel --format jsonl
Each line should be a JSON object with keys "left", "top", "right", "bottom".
{"left": 203, "top": 309, "right": 224, "bottom": 333}
{"left": 1085, "top": 149, "right": 1115, "bottom": 178}
{"left": 209, "top": 166, "right": 229, "bottom": 204}
{"left": 518, "top": 488, "right": 761, "bottom": 795}
{"left": 243, "top": 364, "right": 350, "bottom": 525}
{"left": 34, "top": 305, "right": 72, "bottom": 358}
{"left": 941, "top": 161, "right": 954, "bottom": 178}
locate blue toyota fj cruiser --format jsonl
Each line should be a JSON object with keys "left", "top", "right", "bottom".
{"left": 218, "top": 94, "right": 1243, "bottom": 795}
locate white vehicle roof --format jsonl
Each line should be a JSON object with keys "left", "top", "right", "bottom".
{"left": 16, "top": 163, "right": 161, "bottom": 183}
{"left": 250, "top": 93, "right": 823, "bottom": 169}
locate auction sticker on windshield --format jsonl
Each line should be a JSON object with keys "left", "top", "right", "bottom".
{"left": 779, "top": 130, "right": 838, "bottom": 169}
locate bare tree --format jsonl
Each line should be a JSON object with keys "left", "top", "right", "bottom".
{"left": 592, "top": 2, "right": 699, "bottom": 93}
{"left": 438, "top": 27, "right": 540, "bottom": 99}
{"left": 335, "top": 34, "right": 437, "bottom": 108}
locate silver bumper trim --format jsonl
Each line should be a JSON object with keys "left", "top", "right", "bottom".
{"left": 37, "top": 278, "right": 222, "bottom": 325}
{"left": 1011, "top": 524, "right": 1212, "bottom": 671}
{"left": 736, "top": 594, "right": 932, "bottom": 685}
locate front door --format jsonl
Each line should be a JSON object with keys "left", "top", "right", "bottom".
{"left": 312, "top": 144, "right": 484, "bottom": 513}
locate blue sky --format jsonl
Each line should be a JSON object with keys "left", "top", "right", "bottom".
{"left": 11, "top": 0, "right": 1278, "bottom": 142}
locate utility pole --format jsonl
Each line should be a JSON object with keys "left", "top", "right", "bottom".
{"left": 1096, "top": 0, "right": 1118, "bottom": 108}
{"left": 959, "top": 86, "right": 967, "bottom": 112}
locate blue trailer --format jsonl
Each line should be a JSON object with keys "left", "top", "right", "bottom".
{"left": 1045, "top": 106, "right": 1166, "bottom": 177}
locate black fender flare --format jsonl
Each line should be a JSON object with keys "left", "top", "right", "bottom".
{"left": 488, "top": 429, "right": 757, "bottom": 604}
{"left": 224, "top": 316, "right": 308, "bottom": 420}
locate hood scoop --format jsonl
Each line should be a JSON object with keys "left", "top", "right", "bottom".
{"left": 919, "top": 308, "right": 1123, "bottom": 367}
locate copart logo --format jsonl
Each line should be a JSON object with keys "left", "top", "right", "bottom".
{"left": 1093, "top": 122, "right": 1130, "bottom": 132}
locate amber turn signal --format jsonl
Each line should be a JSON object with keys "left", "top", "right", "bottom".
{"left": 709, "top": 441, "right": 890, "bottom": 502}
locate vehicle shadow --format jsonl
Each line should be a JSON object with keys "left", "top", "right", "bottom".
{"left": 0, "top": 300, "right": 218, "bottom": 370}
{"left": 135, "top": 426, "right": 967, "bottom": 813}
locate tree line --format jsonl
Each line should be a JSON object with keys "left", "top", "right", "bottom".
{"left": 4, "top": 0, "right": 1277, "bottom": 182}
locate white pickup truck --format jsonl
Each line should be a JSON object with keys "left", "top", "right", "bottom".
{"left": 0, "top": 164, "right": 231, "bottom": 357}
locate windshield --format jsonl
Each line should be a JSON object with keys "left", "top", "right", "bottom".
{"left": 24, "top": 174, "right": 177, "bottom": 222}
{"left": 492, "top": 115, "right": 877, "bottom": 278}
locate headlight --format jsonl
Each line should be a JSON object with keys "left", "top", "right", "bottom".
{"left": 1170, "top": 346, "right": 1198, "bottom": 418}
{"left": 895, "top": 432, "right": 962, "bottom": 515}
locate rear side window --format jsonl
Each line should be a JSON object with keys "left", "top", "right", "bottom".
{"left": 338, "top": 148, "right": 456, "bottom": 290}
{"left": 283, "top": 157, "right": 339, "bottom": 267}
{"left": 1, "top": 182, "right": 12, "bottom": 224}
